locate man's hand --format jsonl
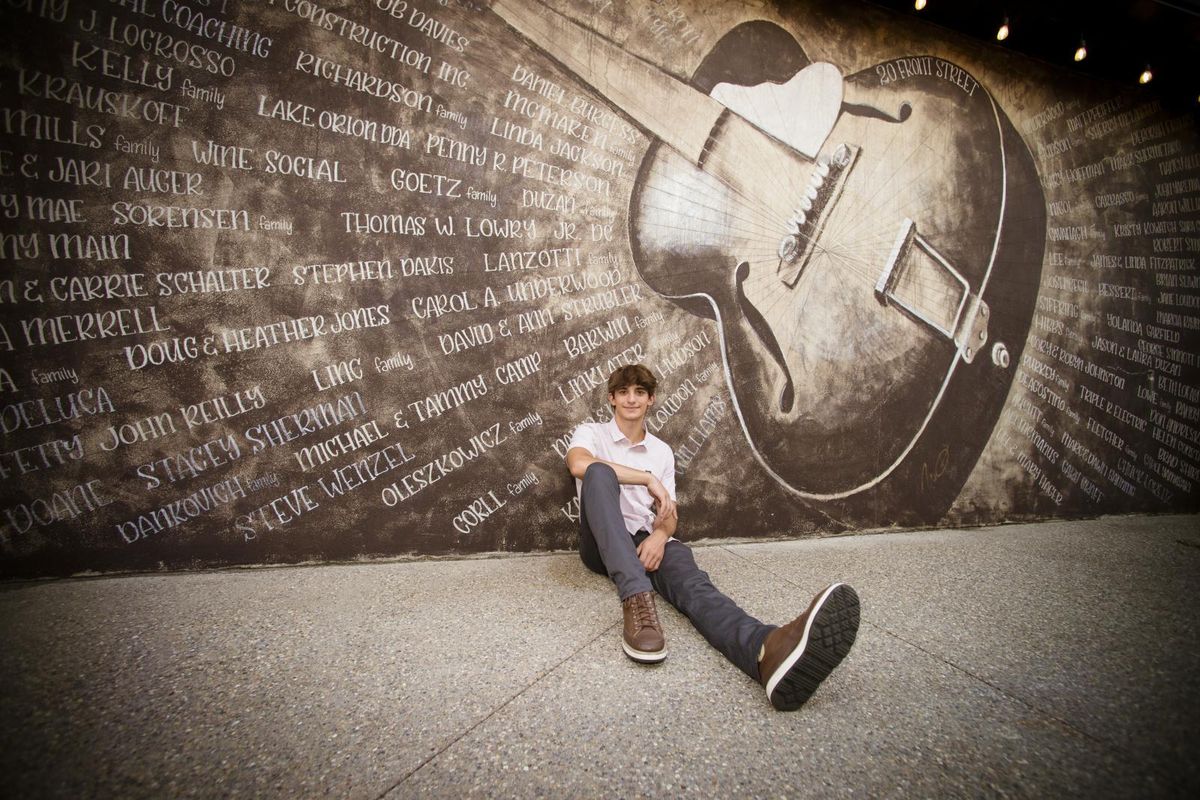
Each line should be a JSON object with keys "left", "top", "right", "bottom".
{"left": 647, "top": 475, "right": 676, "bottom": 529}
{"left": 636, "top": 529, "right": 669, "bottom": 572}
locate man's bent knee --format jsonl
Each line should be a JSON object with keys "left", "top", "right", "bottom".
{"left": 583, "top": 461, "right": 618, "bottom": 487}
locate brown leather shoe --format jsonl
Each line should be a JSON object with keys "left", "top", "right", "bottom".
{"left": 621, "top": 591, "right": 667, "bottom": 663}
{"left": 759, "top": 583, "right": 859, "bottom": 710}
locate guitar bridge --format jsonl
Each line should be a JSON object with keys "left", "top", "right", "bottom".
{"left": 777, "top": 143, "right": 859, "bottom": 287}
{"left": 875, "top": 218, "right": 990, "bottom": 363}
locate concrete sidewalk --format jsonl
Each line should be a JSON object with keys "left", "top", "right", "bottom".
{"left": 1, "top": 514, "right": 1198, "bottom": 798}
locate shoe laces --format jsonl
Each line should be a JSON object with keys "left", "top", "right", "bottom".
{"left": 629, "top": 593, "right": 659, "bottom": 629}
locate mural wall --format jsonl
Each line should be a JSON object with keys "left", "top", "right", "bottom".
{"left": 1, "top": 0, "right": 1196, "bottom": 578}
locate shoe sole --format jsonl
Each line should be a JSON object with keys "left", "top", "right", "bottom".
{"left": 765, "top": 583, "right": 860, "bottom": 711}
{"left": 622, "top": 640, "right": 667, "bottom": 663}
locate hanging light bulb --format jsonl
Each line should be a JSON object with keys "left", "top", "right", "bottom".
{"left": 914, "top": 0, "right": 927, "bottom": 10}
{"left": 996, "top": 17, "right": 1010, "bottom": 41}
{"left": 1074, "top": 39, "right": 1087, "bottom": 62}
{"left": 1139, "top": 65, "right": 1153, "bottom": 84}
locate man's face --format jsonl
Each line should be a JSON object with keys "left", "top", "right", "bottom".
{"left": 609, "top": 384, "right": 654, "bottom": 424}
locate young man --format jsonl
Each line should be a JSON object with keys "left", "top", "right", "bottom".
{"left": 565, "top": 364, "right": 860, "bottom": 711}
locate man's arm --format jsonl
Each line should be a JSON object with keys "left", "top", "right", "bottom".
{"left": 566, "top": 447, "right": 652, "bottom": 484}
{"left": 638, "top": 447, "right": 677, "bottom": 572}
{"left": 565, "top": 447, "right": 678, "bottom": 524}
{"left": 637, "top": 509, "right": 676, "bottom": 572}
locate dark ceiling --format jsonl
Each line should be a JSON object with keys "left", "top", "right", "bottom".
{"left": 861, "top": 0, "right": 1200, "bottom": 108}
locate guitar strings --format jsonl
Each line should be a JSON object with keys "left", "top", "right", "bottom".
{"left": 636, "top": 167, "right": 796, "bottom": 239}
{"left": 639, "top": 93, "right": 1031, "bottom": 333}
{"left": 637, "top": 170, "right": 982, "bottom": 328}
{"left": 604, "top": 54, "right": 1065, "bottom": 383}
{"left": 623, "top": 74, "right": 961, "bottom": 299}
{"left": 643, "top": 4, "right": 830, "bottom": 375}
{"left": 633, "top": 54, "right": 1058, "bottom": 314}
{"left": 636, "top": 137, "right": 971, "bottom": 314}
{"left": 777, "top": 102, "right": 1057, "bottom": 331}
{"left": 627, "top": 51, "right": 989, "bottom": 277}
{"left": 743, "top": 60, "right": 874, "bottom": 344}
{"left": 634, "top": 146, "right": 1040, "bottom": 335}
{"left": 779, "top": 119, "right": 964, "bottom": 324}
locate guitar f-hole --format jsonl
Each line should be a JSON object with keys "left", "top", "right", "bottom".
{"left": 735, "top": 261, "right": 796, "bottom": 412}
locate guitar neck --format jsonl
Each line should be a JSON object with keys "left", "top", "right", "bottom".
{"left": 491, "top": 0, "right": 725, "bottom": 166}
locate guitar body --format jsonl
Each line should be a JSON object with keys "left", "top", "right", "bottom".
{"left": 630, "top": 29, "right": 1045, "bottom": 522}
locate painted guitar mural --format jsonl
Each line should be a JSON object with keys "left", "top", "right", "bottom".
{"left": 494, "top": 0, "right": 1046, "bottom": 524}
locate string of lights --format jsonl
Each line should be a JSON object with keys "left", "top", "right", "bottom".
{"left": 901, "top": 0, "right": 1198, "bottom": 101}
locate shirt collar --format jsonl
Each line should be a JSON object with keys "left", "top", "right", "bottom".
{"left": 606, "top": 416, "right": 648, "bottom": 447}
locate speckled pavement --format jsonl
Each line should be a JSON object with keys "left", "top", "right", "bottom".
{"left": 2, "top": 514, "right": 1197, "bottom": 798}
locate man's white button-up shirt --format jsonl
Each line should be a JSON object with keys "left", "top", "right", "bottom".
{"left": 568, "top": 417, "right": 676, "bottom": 536}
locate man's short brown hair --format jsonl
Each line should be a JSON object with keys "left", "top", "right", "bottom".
{"left": 607, "top": 363, "right": 657, "bottom": 397}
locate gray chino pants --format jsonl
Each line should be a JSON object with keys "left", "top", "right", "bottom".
{"left": 578, "top": 462, "right": 774, "bottom": 680}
